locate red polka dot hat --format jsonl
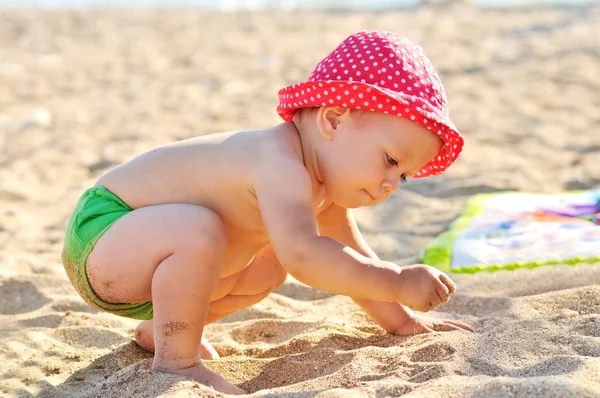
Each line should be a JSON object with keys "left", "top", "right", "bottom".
{"left": 277, "top": 30, "right": 463, "bottom": 178}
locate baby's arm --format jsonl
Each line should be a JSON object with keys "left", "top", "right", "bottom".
{"left": 255, "top": 162, "right": 400, "bottom": 302}
{"left": 316, "top": 203, "right": 413, "bottom": 330}
{"left": 253, "top": 149, "right": 447, "bottom": 310}
{"left": 317, "top": 203, "right": 473, "bottom": 334}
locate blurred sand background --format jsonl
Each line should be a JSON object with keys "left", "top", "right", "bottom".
{"left": 1, "top": 3, "right": 600, "bottom": 397}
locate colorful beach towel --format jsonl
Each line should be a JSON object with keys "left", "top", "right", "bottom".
{"left": 421, "top": 190, "right": 600, "bottom": 273}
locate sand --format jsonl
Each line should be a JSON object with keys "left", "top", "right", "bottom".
{"left": 1, "top": 4, "right": 599, "bottom": 397}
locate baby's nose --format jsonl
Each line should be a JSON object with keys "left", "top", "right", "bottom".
{"left": 382, "top": 176, "right": 400, "bottom": 193}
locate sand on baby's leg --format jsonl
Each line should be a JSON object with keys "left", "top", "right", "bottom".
{"left": 134, "top": 244, "right": 288, "bottom": 359}
{"left": 86, "top": 204, "right": 245, "bottom": 395}
{"left": 135, "top": 322, "right": 221, "bottom": 360}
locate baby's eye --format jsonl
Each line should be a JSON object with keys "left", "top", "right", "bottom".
{"left": 386, "top": 153, "right": 398, "bottom": 167}
{"left": 400, "top": 174, "right": 407, "bottom": 184}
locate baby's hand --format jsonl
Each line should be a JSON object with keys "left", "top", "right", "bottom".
{"left": 395, "top": 264, "right": 456, "bottom": 312}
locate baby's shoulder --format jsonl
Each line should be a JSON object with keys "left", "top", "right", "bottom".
{"left": 246, "top": 124, "right": 325, "bottom": 207}
{"left": 248, "top": 124, "right": 306, "bottom": 171}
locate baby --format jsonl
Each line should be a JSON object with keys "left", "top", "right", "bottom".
{"left": 61, "top": 30, "right": 472, "bottom": 394}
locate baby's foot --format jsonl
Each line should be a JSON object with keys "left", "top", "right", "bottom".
{"left": 153, "top": 361, "right": 245, "bottom": 395}
{"left": 135, "top": 321, "right": 219, "bottom": 360}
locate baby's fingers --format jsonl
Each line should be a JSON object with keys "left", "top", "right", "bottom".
{"left": 432, "top": 322, "right": 463, "bottom": 332}
{"left": 433, "top": 321, "right": 474, "bottom": 333}
{"left": 439, "top": 273, "right": 456, "bottom": 295}
{"left": 436, "top": 283, "right": 450, "bottom": 304}
{"left": 445, "top": 320, "right": 475, "bottom": 332}
{"left": 434, "top": 275, "right": 450, "bottom": 303}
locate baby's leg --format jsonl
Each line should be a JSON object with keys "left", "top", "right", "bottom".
{"left": 135, "top": 327, "right": 219, "bottom": 359}
{"left": 86, "top": 204, "right": 244, "bottom": 395}
{"left": 134, "top": 244, "right": 287, "bottom": 352}
{"left": 207, "top": 244, "right": 288, "bottom": 321}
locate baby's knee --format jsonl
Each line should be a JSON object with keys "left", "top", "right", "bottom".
{"left": 254, "top": 257, "right": 287, "bottom": 293}
{"left": 253, "top": 247, "right": 287, "bottom": 291}
{"left": 230, "top": 258, "right": 287, "bottom": 296}
{"left": 254, "top": 261, "right": 287, "bottom": 294}
{"left": 271, "top": 261, "right": 288, "bottom": 291}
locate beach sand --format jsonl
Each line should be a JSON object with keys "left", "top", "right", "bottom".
{"left": 1, "top": 4, "right": 599, "bottom": 397}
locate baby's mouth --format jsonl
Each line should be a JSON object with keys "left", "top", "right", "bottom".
{"left": 365, "top": 190, "right": 378, "bottom": 202}
{"left": 366, "top": 190, "right": 388, "bottom": 204}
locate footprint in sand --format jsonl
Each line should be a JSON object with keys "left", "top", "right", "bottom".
{"left": 52, "top": 326, "right": 129, "bottom": 350}
{"left": 50, "top": 298, "right": 99, "bottom": 314}
{"left": 510, "top": 356, "right": 584, "bottom": 378}
{"left": 398, "top": 342, "right": 457, "bottom": 383}
{"left": 408, "top": 363, "right": 448, "bottom": 383}
{"left": 551, "top": 320, "right": 600, "bottom": 358}
{"left": 0, "top": 279, "right": 50, "bottom": 314}
{"left": 230, "top": 319, "right": 315, "bottom": 346}
{"left": 571, "top": 316, "right": 600, "bottom": 338}
{"left": 19, "top": 314, "right": 64, "bottom": 329}
{"left": 410, "top": 341, "right": 457, "bottom": 363}
{"left": 0, "top": 189, "right": 27, "bottom": 202}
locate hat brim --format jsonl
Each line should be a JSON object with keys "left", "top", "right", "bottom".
{"left": 277, "top": 80, "right": 464, "bottom": 178}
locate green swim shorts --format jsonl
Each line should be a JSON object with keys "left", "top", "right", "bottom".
{"left": 61, "top": 186, "right": 153, "bottom": 320}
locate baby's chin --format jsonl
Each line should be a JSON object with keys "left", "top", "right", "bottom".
{"left": 331, "top": 194, "right": 373, "bottom": 209}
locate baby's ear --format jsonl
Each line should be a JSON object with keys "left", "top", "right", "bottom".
{"left": 317, "top": 107, "right": 351, "bottom": 140}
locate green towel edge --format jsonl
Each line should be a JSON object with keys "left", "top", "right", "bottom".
{"left": 419, "top": 191, "right": 600, "bottom": 274}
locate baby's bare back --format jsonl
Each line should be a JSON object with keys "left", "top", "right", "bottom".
{"left": 96, "top": 126, "right": 301, "bottom": 276}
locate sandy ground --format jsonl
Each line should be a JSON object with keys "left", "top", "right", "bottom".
{"left": 1, "top": 4, "right": 599, "bottom": 397}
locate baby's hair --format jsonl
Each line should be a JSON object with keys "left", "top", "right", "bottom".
{"left": 349, "top": 108, "right": 370, "bottom": 128}
{"left": 294, "top": 106, "right": 370, "bottom": 127}
{"left": 294, "top": 106, "right": 319, "bottom": 123}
